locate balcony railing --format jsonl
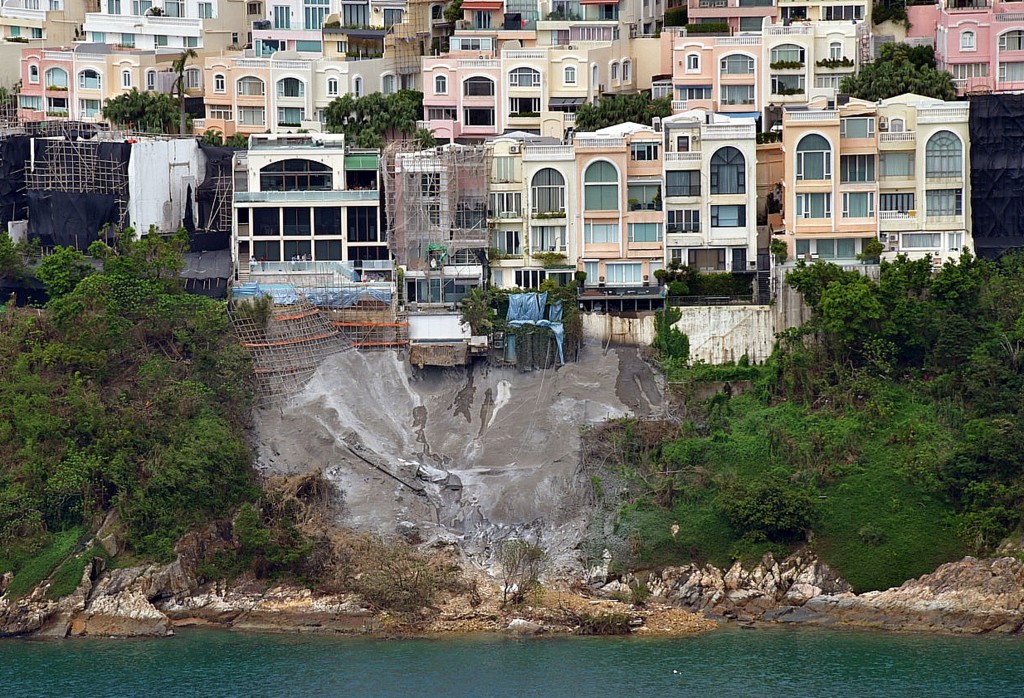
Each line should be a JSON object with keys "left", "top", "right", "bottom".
{"left": 671, "top": 100, "right": 688, "bottom": 111}
{"left": 574, "top": 136, "right": 626, "bottom": 148}
{"left": 503, "top": 49, "right": 547, "bottom": 60}
{"left": 523, "top": 144, "right": 575, "bottom": 160}
{"left": 786, "top": 109, "right": 839, "bottom": 122}
{"left": 705, "top": 123, "right": 756, "bottom": 139}
{"left": 234, "top": 190, "right": 379, "bottom": 203}
{"left": 879, "top": 210, "right": 918, "bottom": 221}
{"left": 665, "top": 151, "right": 702, "bottom": 161}
{"left": 879, "top": 131, "right": 916, "bottom": 143}
{"left": 917, "top": 105, "right": 969, "bottom": 123}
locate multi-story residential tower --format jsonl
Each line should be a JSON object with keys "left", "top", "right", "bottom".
{"left": 82, "top": 0, "right": 247, "bottom": 52}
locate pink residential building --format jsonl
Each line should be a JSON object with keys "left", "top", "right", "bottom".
{"left": 422, "top": 43, "right": 503, "bottom": 141}
{"left": 910, "top": 0, "right": 1024, "bottom": 94}
{"left": 685, "top": 0, "right": 775, "bottom": 36}
{"left": 667, "top": 30, "right": 763, "bottom": 118}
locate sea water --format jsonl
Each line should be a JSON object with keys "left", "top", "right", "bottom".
{"left": 2, "top": 626, "right": 1021, "bottom": 697}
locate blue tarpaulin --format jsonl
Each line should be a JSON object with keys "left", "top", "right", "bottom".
{"left": 232, "top": 282, "right": 393, "bottom": 308}
{"left": 506, "top": 292, "right": 565, "bottom": 364}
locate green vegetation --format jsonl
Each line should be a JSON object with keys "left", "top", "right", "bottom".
{"left": 574, "top": 93, "right": 673, "bottom": 132}
{"left": 594, "top": 253, "right": 1024, "bottom": 592}
{"left": 324, "top": 90, "right": 435, "bottom": 149}
{"left": 840, "top": 43, "right": 956, "bottom": 102}
{"left": 102, "top": 89, "right": 182, "bottom": 134}
{"left": 0, "top": 229, "right": 255, "bottom": 570}
{"left": 872, "top": 0, "right": 909, "bottom": 27}
{"left": 46, "top": 543, "right": 111, "bottom": 600}
{"left": 2, "top": 528, "right": 84, "bottom": 600}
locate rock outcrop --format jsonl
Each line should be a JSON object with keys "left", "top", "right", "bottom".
{"left": 594, "top": 553, "right": 1024, "bottom": 634}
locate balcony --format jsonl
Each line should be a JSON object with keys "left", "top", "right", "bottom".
{"left": 0, "top": 5, "right": 45, "bottom": 21}
{"left": 82, "top": 12, "right": 203, "bottom": 37}
{"left": 917, "top": 105, "right": 969, "bottom": 123}
{"left": 946, "top": 0, "right": 988, "bottom": 9}
{"left": 785, "top": 109, "right": 839, "bottom": 123}
{"left": 705, "top": 123, "right": 756, "bottom": 140}
{"left": 665, "top": 151, "right": 702, "bottom": 162}
{"left": 671, "top": 100, "right": 688, "bottom": 111}
{"left": 879, "top": 131, "right": 916, "bottom": 147}
{"left": 233, "top": 190, "right": 379, "bottom": 203}
{"left": 574, "top": 136, "right": 626, "bottom": 149}
{"left": 764, "top": 24, "right": 811, "bottom": 36}
{"left": 503, "top": 49, "right": 547, "bottom": 60}
{"left": 523, "top": 144, "right": 575, "bottom": 160}
{"left": 879, "top": 210, "right": 919, "bottom": 230}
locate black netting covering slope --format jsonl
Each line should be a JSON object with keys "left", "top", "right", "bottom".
{"left": 0, "top": 136, "right": 30, "bottom": 228}
{"left": 969, "top": 94, "right": 1024, "bottom": 259}
{"left": 26, "top": 191, "right": 120, "bottom": 249}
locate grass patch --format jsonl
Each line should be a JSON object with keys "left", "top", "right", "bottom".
{"left": 45, "top": 545, "right": 111, "bottom": 601}
{"left": 3, "top": 527, "right": 85, "bottom": 600}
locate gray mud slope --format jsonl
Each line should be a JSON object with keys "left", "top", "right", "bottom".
{"left": 254, "top": 343, "right": 661, "bottom": 563}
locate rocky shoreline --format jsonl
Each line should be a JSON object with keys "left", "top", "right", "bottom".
{"left": 3, "top": 552, "right": 1024, "bottom": 639}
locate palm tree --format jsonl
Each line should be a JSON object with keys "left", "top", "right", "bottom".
{"left": 173, "top": 48, "right": 198, "bottom": 135}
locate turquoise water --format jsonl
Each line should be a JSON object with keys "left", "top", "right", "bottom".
{"left": 2, "top": 627, "right": 1022, "bottom": 697}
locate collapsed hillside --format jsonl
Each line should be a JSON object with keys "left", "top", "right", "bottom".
{"left": 253, "top": 344, "right": 662, "bottom": 571}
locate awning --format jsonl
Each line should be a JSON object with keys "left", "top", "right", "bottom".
{"left": 345, "top": 154, "right": 379, "bottom": 170}
{"left": 549, "top": 97, "right": 586, "bottom": 107}
{"left": 717, "top": 111, "right": 761, "bottom": 120}
{"left": 462, "top": 0, "right": 503, "bottom": 8}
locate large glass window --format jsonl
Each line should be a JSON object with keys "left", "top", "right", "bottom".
{"left": 628, "top": 223, "right": 662, "bottom": 243}
{"left": 531, "top": 168, "right": 566, "bottom": 214}
{"left": 277, "top": 77, "right": 305, "bottom": 97}
{"left": 44, "top": 67, "right": 68, "bottom": 89}
{"left": 667, "top": 209, "right": 700, "bottom": 233}
{"left": 666, "top": 170, "right": 700, "bottom": 197}
{"left": 879, "top": 193, "right": 915, "bottom": 212}
{"left": 584, "top": 161, "right": 619, "bottom": 211}
{"left": 1000, "top": 30, "right": 1024, "bottom": 51}
{"left": 721, "top": 84, "right": 755, "bottom": 105}
{"left": 842, "top": 192, "right": 874, "bottom": 218}
{"left": 314, "top": 207, "right": 341, "bottom": 236}
{"left": 605, "top": 263, "right": 642, "bottom": 285}
{"left": 464, "top": 76, "right": 495, "bottom": 96}
{"left": 282, "top": 207, "right": 311, "bottom": 235}
{"left": 492, "top": 229, "right": 521, "bottom": 256}
{"left": 508, "top": 67, "right": 540, "bottom": 87}
{"left": 880, "top": 153, "right": 914, "bottom": 178}
{"left": 796, "top": 134, "right": 831, "bottom": 180}
{"left": 840, "top": 117, "right": 875, "bottom": 138}
{"left": 720, "top": 54, "right": 755, "bottom": 75}
{"left": 627, "top": 184, "right": 661, "bottom": 210}
{"left": 711, "top": 205, "right": 747, "bottom": 227}
{"left": 840, "top": 154, "right": 875, "bottom": 182}
{"left": 584, "top": 222, "right": 619, "bottom": 244}
{"left": 710, "top": 146, "right": 745, "bottom": 194}
{"left": 78, "top": 69, "right": 101, "bottom": 90}
{"left": 237, "top": 76, "right": 265, "bottom": 96}
{"left": 260, "top": 159, "right": 332, "bottom": 191}
{"left": 926, "top": 189, "right": 963, "bottom": 216}
{"left": 489, "top": 192, "right": 522, "bottom": 218}
{"left": 347, "top": 207, "right": 378, "bottom": 242}
{"left": 463, "top": 108, "right": 495, "bottom": 126}
{"left": 434, "top": 75, "right": 447, "bottom": 94}
{"left": 770, "top": 44, "right": 805, "bottom": 65}
{"left": 796, "top": 193, "right": 831, "bottom": 219}
{"left": 903, "top": 233, "right": 943, "bottom": 249}
{"left": 532, "top": 226, "right": 566, "bottom": 251}
{"left": 925, "top": 131, "right": 963, "bottom": 178}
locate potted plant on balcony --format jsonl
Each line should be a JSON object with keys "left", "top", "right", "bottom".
{"left": 628, "top": 197, "right": 641, "bottom": 211}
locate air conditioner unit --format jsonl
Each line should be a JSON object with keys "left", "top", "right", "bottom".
{"left": 508, "top": 144, "right": 520, "bottom": 153}
{"left": 878, "top": 116, "right": 888, "bottom": 131}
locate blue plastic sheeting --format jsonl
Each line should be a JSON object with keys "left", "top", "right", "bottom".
{"left": 506, "top": 292, "right": 565, "bottom": 364}
{"left": 232, "top": 282, "right": 392, "bottom": 308}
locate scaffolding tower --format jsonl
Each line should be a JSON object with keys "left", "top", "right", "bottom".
{"left": 382, "top": 142, "right": 490, "bottom": 280}
{"left": 230, "top": 296, "right": 351, "bottom": 404}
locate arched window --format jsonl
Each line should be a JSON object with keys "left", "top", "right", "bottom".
{"left": 720, "top": 54, "right": 754, "bottom": 75}
{"left": 829, "top": 42, "right": 843, "bottom": 60}
{"left": 44, "top": 67, "right": 68, "bottom": 89}
{"left": 531, "top": 168, "right": 565, "bottom": 214}
{"left": 434, "top": 74, "right": 447, "bottom": 94}
{"left": 564, "top": 65, "right": 576, "bottom": 85}
{"left": 926, "top": 130, "right": 962, "bottom": 178}
{"left": 352, "top": 76, "right": 363, "bottom": 96}
{"left": 591, "top": 64, "right": 598, "bottom": 88}
{"left": 610, "top": 62, "right": 619, "bottom": 81}
{"left": 382, "top": 74, "right": 396, "bottom": 94}
{"left": 276, "top": 77, "right": 305, "bottom": 98}
{"left": 260, "top": 159, "right": 333, "bottom": 191}
{"left": 327, "top": 77, "right": 338, "bottom": 96}
{"left": 78, "top": 68, "right": 101, "bottom": 90}
{"left": 431, "top": 4, "right": 443, "bottom": 20}
{"left": 622, "top": 60, "right": 632, "bottom": 82}
{"left": 710, "top": 146, "right": 746, "bottom": 195}
{"left": 961, "top": 30, "right": 976, "bottom": 51}
{"left": 796, "top": 134, "right": 831, "bottom": 180}
{"left": 1001, "top": 30, "right": 1024, "bottom": 51}
{"left": 237, "top": 76, "right": 265, "bottom": 96}
{"left": 770, "top": 43, "right": 805, "bottom": 65}
{"left": 214, "top": 73, "right": 226, "bottom": 92}
{"left": 686, "top": 54, "right": 700, "bottom": 72}
{"left": 463, "top": 76, "right": 494, "bottom": 96}
{"left": 584, "top": 161, "right": 619, "bottom": 211}
{"left": 29, "top": 64, "right": 39, "bottom": 84}
{"left": 509, "top": 67, "right": 540, "bottom": 87}
{"left": 185, "top": 67, "right": 201, "bottom": 90}
{"left": 121, "top": 70, "right": 131, "bottom": 88}
{"left": 889, "top": 117, "right": 905, "bottom": 133}
{"left": 146, "top": 69, "right": 156, "bottom": 91}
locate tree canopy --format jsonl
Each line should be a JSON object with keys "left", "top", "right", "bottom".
{"left": 323, "top": 90, "right": 435, "bottom": 148}
{"left": 839, "top": 43, "right": 957, "bottom": 102}
{"left": 574, "top": 93, "right": 673, "bottom": 132}
{"left": 102, "top": 89, "right": 179, "bottom": 133}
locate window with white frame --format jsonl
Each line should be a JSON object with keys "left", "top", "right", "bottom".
{"left": 464, "top": 76, "right": 494, "bottom": 96}
{"left": 584, "top": 161, "right": 619, "bottom": 211}
{"left": 925, "top": 131, "right": 962, "bottom": 178}
{"left": 796, "top": 193, "right": 831, "bottom": 219}
{"left": 888, "top": 117, "right": 905, "bottom": 133}
{"left": 770, "top": 44, "right": 805, "bottom": 65}
{"left": 815, "top": 75, "right": 841, "bottom": 90}
{"left": 1000, "top": 30, "right": 1024, "bottom": 51}
{"left": 584, "top": 222, "right": 619, "bottom": 244}
{"left": 710, "top": 146, "right": 746, "bottom": 194}
{"left": 564, "top": 65, "right": 576, "bottom": 85}
{"left": 531, "top": 168, "right": 566, "bottom": 213}
{"left": 605, "top": 262, "right": 642, "bottom": 285}
{"left": 185, "top": 68, "right": 201, "bottom": 90}
{"left": 509, "top": 67, "right": 541, "bottom": 87}
{"left": 842, "top": 192, "right": 874, "bottom": 218}
{"left": 489, "top": 192, "right": 522, "bottom": 218}
{"left": 622, "top": 60, "right": 632, "bottom": 81}
{"left": 630, "top": 142, "right": 659, "bottom": 161}
{"left": 961, "top": 30, "right": 976, "bottom": 51}
{"left": 277, "top": 77, "right": 305, "bottom": 97}
{"left": 721, "top": 84, "right": 755, "bottom": 105}
{"left": 493, "top": 156, "right": 516, "bottom": 183}
{"left": 948, "top": 231, "right": 964, "bottom": 251}
{"left": 720, "top": 54, "right": 754, "bottom": 75}
{"left": 45, "top": 68, "right": 68, "bottom": 89}
{"left": 509, "top": 97, "right": 540, "bottom": 115}
{"left": 214, "top": 74, "right": 225, "bottom": 92}
{"left": 686, "top": 54, "right": 700, "bottom": 73}
{"left": 352, "top": 77, "right": 363, "bottom": 96}
{"left": 684, "top": 86, "right": 711, "bottom": 100}
{"left": 840, "top": 154, "right": 875, "bottom": 182}
{"left": 29, "top": 65, "right": 39, "bottom": 84}
{"left": 1000, "top": 62, "right": 1024, "bottom": 82}
{"left": 238, "top": 106, "right": 266, "bottom": 125}
{"left": 146, "top": 70, "right": 155, "bottom": 91}
{"left": 121, "top": 70, "right": 131, "bottom": 89}
{"left": 903, "top": 233, "right": 943, "bottom": 249}
{"left": 840, "top": 117, "right": 875, "bottom": 138}
{"left": 879, "top": 192, "right": 915, "bottom": 212}
{"left": 237, "top": 76, "right": 265, "bottom": 96}
{"left": 532, "top": 225, "right": 566, "bottom": 251}
{"left": 949, "top": 63, "right": 988, "bottom": 80}
{"left": 796, "top": 134, "right": 831, "bottom": 180}
{"left": 711, "top": 204, "right": 747, "bottom": 227}
{"left": 829, "top": 42, "right": 843, "bottom": 60}
{"left": 208, "top": 106, "right": 232, "bottom": 120}
{"left": 628, "top": 223, "right": 662, "bottom": 243}
{"left": 78, "top": 69, "right": 101, "bottom": 90}
{"left": 880, "top": 152, "right": 913, "bottom": 178}
{"left": 327, "top": 77, "right": 338, "bottom": 96}
{"left": 492, "top": 229, "right": 521, "bottom": 256}
{"left": 610, "top": 62, "right": 619, "bottom": 81}
{"left": 382, "top": 74, "right": 396, "bottom": 94}
{"left": 925, "top": 188, "right": 963, "bottom": 216}
{"left": 434, "top": 75, "right": 447, "bottom": 95}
